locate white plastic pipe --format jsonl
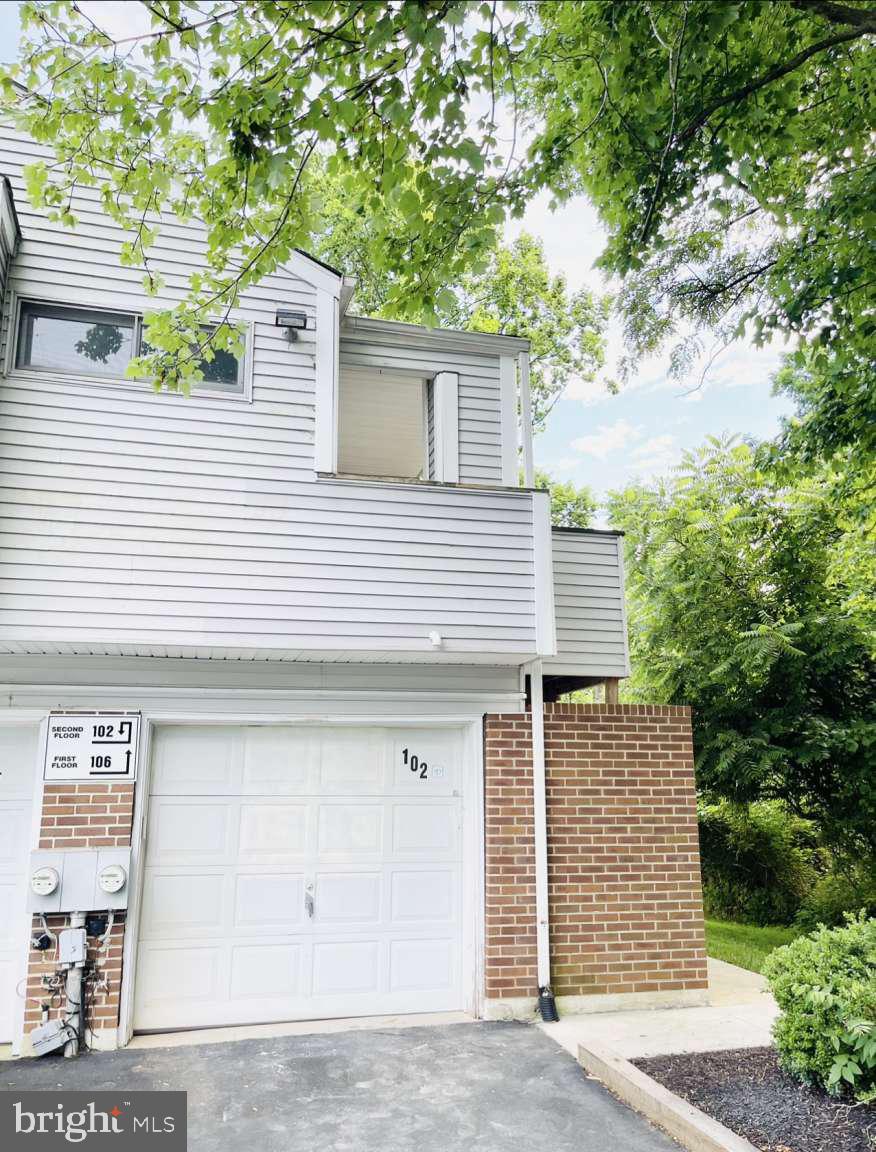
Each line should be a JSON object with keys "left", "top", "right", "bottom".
{"left": 529, "top": 660, "right": 551, "bottom": 990}
{"left": 63, "top": 912, "right": 86, "bottom": 1058}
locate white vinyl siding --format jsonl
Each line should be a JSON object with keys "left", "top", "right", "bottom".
{"left": 544, "top": 529, "right": 630, "bottom": 678}
{"left": 0, "top": 127, "right": 541, "bottom": 661}
{"left": 0, "top": 449, "right": 536, "bottom": 655}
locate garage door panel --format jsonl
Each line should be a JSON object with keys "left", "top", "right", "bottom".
{"left": 140, "top": 872, "right": 227, "bottom": 938}
{"left": 389, "top": 939, "right": 454, "bottom": 993}
{"left": 150, "top": 799, "right": 233, "bottom": 863}
{"left": 390, "top": 869, "right": 455, "bottom": 924}
{"left": 242, "top": 728, "right": 319, "bottom": 793}
{"left": 0, "top": 726, "right": 39, "bottom": 1044}
{"left": 238, "top": 803, "right": 307, "bottom": 862}
{"left": 312, "top": 940, "right": 380, "bottom": 996}
{"left": 136, "top": 945, "right": 223, "bottom": 1009}
{"left": 0, "top": 727, "right": 39, "bottom": 797}
{"left": 317, "top": 804, "right": 383, "bottom": 857}
{"left": 229, "top": 943, "right": 303, "bottom": 1000}
{"left": 319, "top": 728, "right": 384, "bottom": 794}
{"left": 0, "top": 808, "right": 28, "bottom": 867}
{"left": 314, "top": 872, "right": 381, "bottom": 924}
{"left": 233, "top": 873, "right": 304, "bottom": 930}
{"left": 151, "top": 726, "right": 239, "bottom": 794}
{"left": 389, "top": 732, "right": 458, "bottom": 794}
{"left": 391, "top": 804, "right": 458, "bottom": 855}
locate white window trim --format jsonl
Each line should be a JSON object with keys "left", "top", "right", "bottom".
{"left": 3, "top": 290, "right": 255, "bottom": 403}
{"left": 532, "top": 488, "right": 558, "bottom": 657}
{"left": 314, "top": 287, "right": 339, "bottom": 472}
{"left": 499, "top": 354, "right": 518, "bottom": 487}
{"left": 431, "top": 370, "right": 459, "bottom": 483}
{"left": 519, "top": 351, "right": 534, "bottom": 488}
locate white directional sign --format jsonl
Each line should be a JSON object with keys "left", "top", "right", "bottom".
{"left": 43, "top": 713, "right": 141, "bottom": 781}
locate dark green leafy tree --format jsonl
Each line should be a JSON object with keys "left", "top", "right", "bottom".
{"left": 608, "top": 438, "right": 876, "bottom": 859}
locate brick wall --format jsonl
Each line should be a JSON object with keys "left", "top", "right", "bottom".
{"left": 483, "top": 715, "right": 538, "bottom": 998}
{"left": 484, "top": 703, "right": 708, "bottom": 1004}
{"left": 24, "top": 782, "right": 134, "bottom": 1036}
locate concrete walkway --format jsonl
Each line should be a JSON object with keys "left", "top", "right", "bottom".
{"left": 542, "top": 959, "right": 778, "bottom": 1060}
{"left": 2, "top": 1021, "right": 683, "bottom": 1152}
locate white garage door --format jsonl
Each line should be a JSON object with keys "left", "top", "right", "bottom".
{"left": 134, "top": 724, "right": 467, "bottom": 1031}
{"left": 0, "top": 725, "right": 38, "bottom": 1043}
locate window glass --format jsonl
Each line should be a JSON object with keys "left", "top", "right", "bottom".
{"left": 140, "top": 326, "right": 243, "bottom": 393}
{"left": 16, "top": 302, "right": 135, "bottom": 377}
{"left": 198, "top": 344, "right": 242, "bottom": 390}
{"left": 16, "top": 302, "right": 245, "bottom": 394}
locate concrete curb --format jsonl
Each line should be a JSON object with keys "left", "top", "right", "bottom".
{"left": 577, "top": 1042, "right": 761, "bottom": 1152}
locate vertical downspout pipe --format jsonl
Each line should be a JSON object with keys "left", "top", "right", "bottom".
{"left": 529, "top": 659, "right": 558, "bottom": 1020}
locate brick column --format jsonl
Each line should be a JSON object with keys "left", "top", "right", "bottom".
{"left": 483, "top": 704, "right": 708, "bottom": 1013}
{"left": 23, "top": 782, "right": 135, "bottom": 1048}
{"left": 483, "top": 714, "right": 538, "bottom": 1002}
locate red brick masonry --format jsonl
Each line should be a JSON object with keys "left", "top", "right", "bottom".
{"left": 24, "top": 782, "right": 134, "bottom": 1032}
{"left": 484, "top": 703, "right": 708, "bottom": 1002}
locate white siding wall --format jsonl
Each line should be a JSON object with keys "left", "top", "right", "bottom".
{"left": 0, "top": 128, "right": 538, "bottom": 661}
{"left": 544, "top": 529, "right": 630, "bottom": 678}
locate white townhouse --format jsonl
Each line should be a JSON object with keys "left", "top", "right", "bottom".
{"left": 0, "top": 126, "right": 707, "bottom": 1057}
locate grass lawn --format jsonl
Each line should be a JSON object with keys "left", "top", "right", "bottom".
{"left": 705, "top": 919, "right": 801, "bottom": 973}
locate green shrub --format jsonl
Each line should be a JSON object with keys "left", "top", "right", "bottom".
{"left": 763, "top": 915, "right": 876, "bottom": 1102}
{"left": 698, "top": 801, "right": 822, "bottom": 925}
{"left": 794, "top": 862, "right": 876, "bottom": 932}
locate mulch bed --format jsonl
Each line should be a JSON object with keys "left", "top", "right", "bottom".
{"left": 634, "top": 1047, "right": 876, "bottom": 1152}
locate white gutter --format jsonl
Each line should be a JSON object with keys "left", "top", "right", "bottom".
{"left": 529, "top": 659, "right": 554, "bottom": 1007}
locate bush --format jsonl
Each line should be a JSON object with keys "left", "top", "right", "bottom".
{"left": 698, "top": 801, "right": 822, "bottom": 925}
{"left": 794, "top": 862, "right": 876, "bottom": 932}
{"left": 763, "top": 915, "right": 876, "bottom": 1102}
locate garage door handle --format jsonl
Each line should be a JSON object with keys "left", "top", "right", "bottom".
{"left": 304, "top": 885, "right": 314, "bottom": 919}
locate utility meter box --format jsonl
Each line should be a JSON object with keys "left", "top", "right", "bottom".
{"left": 28, "top": 849, "right": 132, "bottom": 913}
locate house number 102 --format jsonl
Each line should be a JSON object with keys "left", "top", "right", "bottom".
{"left": 402, "top": 748, "right": 428, "bottom": 779}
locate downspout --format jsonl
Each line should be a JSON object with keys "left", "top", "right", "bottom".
{"left": 529, "top": 659, "right": 558, "bottom": 1021}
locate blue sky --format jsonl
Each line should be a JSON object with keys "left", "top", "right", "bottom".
{"left": 1, "top": 3, "right": 795, "bottom": 503}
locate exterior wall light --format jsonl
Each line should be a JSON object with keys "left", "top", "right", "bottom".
{"left": 275, "top": 309, "right": 308, "bottom": 340}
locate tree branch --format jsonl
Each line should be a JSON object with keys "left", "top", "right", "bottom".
{"left": 791, "top": 1, "right": 876, "bottom": 30}
{"left": 675, "top": 23, "right": 872, "bottom": 149}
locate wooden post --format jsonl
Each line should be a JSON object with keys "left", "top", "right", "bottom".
{"left": 603, "top": 678, "right": 620, "bottom": 704}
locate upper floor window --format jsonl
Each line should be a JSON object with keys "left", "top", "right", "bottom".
{"left": 14, "top": 300, "right": 245, "bottom": 394}
{"left": 337, "top": 368, "right": 427, "bottom": 480}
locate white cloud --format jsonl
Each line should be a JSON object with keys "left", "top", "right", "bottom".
{"left": 563, "top": 375, "right": 615, "bottom": 405}
{"left": 541, "top": 457, "right": 580, "bottom": 473}
{"left": 630, "top": 433, "right": 681, "bottom": 476}
{"left": 571, "top": 419, "right": 643, "bottom": 461}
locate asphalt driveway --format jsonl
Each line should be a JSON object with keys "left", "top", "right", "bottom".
{"left": 2, "top": 1021, "right": 680, "bottom": 1152}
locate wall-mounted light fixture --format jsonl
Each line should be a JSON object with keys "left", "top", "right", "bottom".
{"left": 275, "top": 309, "right": 308, "bottom": 340}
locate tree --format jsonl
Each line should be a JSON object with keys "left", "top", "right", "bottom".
{"left": 534, "top": 469, "right": 596, "bottom": 528}
{"left": 607, "top": 438, "right": 876, "bottom": 859}
{"left": 313, "top": 183, "right": 608, "bottom": 427}
{"left": 4, "top": 2, "right": 872, "bottom": 446}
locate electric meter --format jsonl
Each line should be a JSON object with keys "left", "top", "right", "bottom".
{"left": 97, "top": 863, "right": 127, "bottom": 895}
{"left": 31, "top": 866, "right": 60, "bottom": 897}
